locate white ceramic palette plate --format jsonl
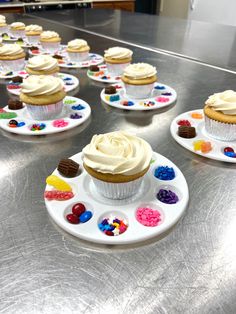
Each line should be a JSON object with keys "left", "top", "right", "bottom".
{"left": 87, "top": 64, "right": 121, "bottom": 83}
{"left": 100, "top": 82, "right": 177, "bottom": 111}
{"left": 7, "top": 73, "right": 79, "bottom": 95}
{"left": 44, "top": 152, "right": 189, "bottom": 245}
{"left": 0, "top": 96, "right": 91, "bottom": 136}
{"left": 170, "top": 109, "right": 236, "bottom": 163}
{"left": 0, "top": 69, "right": 28, "bottom": 79}
{"left": 58, "top": 53, "right": 104, "bottom": 69}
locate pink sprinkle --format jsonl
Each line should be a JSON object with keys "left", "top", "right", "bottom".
{"left": 52, "top": 119, "right": 69, "bottom": 128}
{"left": 136, "top": 207, "right": 162, "bottom": 227}
{"left": 156, "top": 97, "right": 169, "bottom": 103}
{"left": 0, "top": 108, "right": 6, "bottom": 113}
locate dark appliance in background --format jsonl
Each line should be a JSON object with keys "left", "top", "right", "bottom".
{"left": 23, "top": 1, "right": 91, "bottom": 13}
{"left": 135, "top": 0, "right": 160, "bottom": 14}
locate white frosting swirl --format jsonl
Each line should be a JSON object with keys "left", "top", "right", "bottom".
{"left": 27, "top": 55, "right": 58, "bottom": 71}
{"left": 10, "top": 22, "right": 25, "bottom": 29}
{"left": 40, "top": 31, "right": 59, "bottom": 39}
{"left": 67, "top": 39, "right": 88, "bottom": 50}
{"left": 82, "top": 131, "right": 152, "bottom": 175}
{"left": 206, "top": 90, "right": 236, "bottom": 115}
{"left": 104, "top": 47, "right": 133, "bottom": 60}
{"left": 25, "top": 24, "right": 43, "bottom": 33}
{"left": 21, "top": 75, "right": 64, "bottom": 96}
{"left": 0, "top": 15, "right": 6, "bottom": 24}
{"left": 124, "top": 63, "right": 157, "bottom": 79}
{"left": 0, "top": 44, "right": 24, "bottom": 56}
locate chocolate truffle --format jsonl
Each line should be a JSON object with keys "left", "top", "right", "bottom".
{"left": 12, "top": 76, "right": 23, "bottom": 83}
{"left": 105, "top": 86, "right": 117, "bottom": 95}
{"left": 53, "top": 54, "right": 63, "bottom": 60}
{"left": 57, "top": 159, "right": 79, "bottom": 177}
{"left": 89, "top": 65, "right": 100, "bottom": 72}
{"left": 178, "top": 126, "right": 196, "bottom": 139}
{"left": 8, "top": 99, "right": 23, "bottom": 110}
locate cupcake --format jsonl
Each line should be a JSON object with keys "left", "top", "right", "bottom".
{"left": 10, "top": 22, "right": 25, "bottom": 38}
{"left": 26, "top": 55, "right": 59, "bottom": 76}
{"left": 0, "top": 15, "right": 7, "bottom": 35}
{"left": 121, "top": 63, "right": 157, "bottom": 99}
{"left": 66, "top": 39, "right": 90, "bottom": 62}
{"left": 82, "top": 131, "right": 152, "bottom": 199}
{"left": 204, "top": 90, "right": 236, "bottom": 141}
{"left": 25, "top": 24, "right": 43, "bottom": 44}
{"left": 0, "top": 44, "right": 25, "bottom": 71}
{"left": 104, "top": 47, "right": 133, "bottom": 76}
{"left": 40, "top": 31, "right": 61, "bottom": 53}
{"left": 20, "top": 75, "right": 66, "bottom": 120}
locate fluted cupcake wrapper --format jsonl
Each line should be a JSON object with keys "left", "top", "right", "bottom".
{"left": 26, "top": 35, "right": 40, "bottom": 45}
{"left": 106, "top": 62, "right": 130, "bottom": 76}
{"left": 205, "top": 116, "right": 236, "bottom": 141}
{"left": 0, "top": 58, "right": 25, "bottom": 71}
{"left": 41, "top": 41, "right": 61, "bottom": 53}
{"left": 11, "top": 29, "right": 25, "bottom": 38}
{"left": 124, "top": 82, "right": 155, "bottom": 99}
{"left": 0, "top": 26, "right": 8, "bottom": 35}
{"left": 91, "top": 176, "right": 144, "bottom": 200}
{"left": 25, "top": 100, "right": 64, "bottom": 120}
{"left": 67, "top": 51, "right": 89, "bottom": 62}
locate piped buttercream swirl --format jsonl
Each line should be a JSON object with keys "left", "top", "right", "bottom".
{"left": 27, "top": 55, "right": 58, "bottom": 71}
{"left": 21, "top": 75, "right": 64, "bottom": 96}
{"left": 104, "top": 47, "right": 133, "bottom": 60}
{"left": 10, "top": 22, "right": 25, "bottom": 29}
{"left": 67, "top": 39, "right": 89, "bottom": 50}
{"left": 0, "top": 15, "right": 6, "bottom": 25}
{"left": 123, "top": 63, "right": 157, "bottom": 79}
{"left": 82, "top": 131, "right": 153, "bottom": 175}
{"left": 206, "top": 90, "right": 236, "bottom": 115}
{"left": 0, "top": 44, "right": 24, "bottom": 56}
{"left": 40, "top": 31, "right": 59, "bottom": 39}
{"left": 25, "top": 24, "right": 43, "bottom": 33}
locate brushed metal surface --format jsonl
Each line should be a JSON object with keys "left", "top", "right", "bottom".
{"left": 0, "top": 14, "right": 236, "bottom": 314}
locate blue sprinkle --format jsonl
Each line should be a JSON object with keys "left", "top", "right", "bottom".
{"left": 127, "top": 101, "right": 134, "bottom": 106}
{"left": 17, "top": 122, "right": 25, "bottom": 127}
{"left": 155, "top": 85, "right": 165, "bottom": 90}
{"left": 63, "top": 77, "right": 72, "bottom": 81}
{"left": 224, "top": 151, "right": 236, "bottom": 158}
{"left": 72, "top": 104, "right": 85, "bottom": 110}
{"left": 110, "top": 94, "right": 120, "bottom": 102}
{"left": 154, "top": 166, "right": 175, "bottom": 180}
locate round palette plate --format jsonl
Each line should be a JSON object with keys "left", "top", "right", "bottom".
{"left": 7, "top": 73, "right": 79, "bottom": 95}
{"left": 101, "top": 82, "right": 177, "bottom": 111}
{"left": 0, "top": 69, "right": 28, "bottom": 79}
{"left": 87, "top": 64, "right": 121, "bottom": 83}
{"left": 170, "top": 109, "right": 236, "bottom": 163}
{"left": 44, "top": 152, "right": 189, "bottom": 245}
{"left": 0, "top": 96, "right": 91, "bottom": 136}
{"left": 58, "top": 53, "right": 104, "bottom": 69}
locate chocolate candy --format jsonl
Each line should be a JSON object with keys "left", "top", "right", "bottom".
{"left": 178, "top": 126, "right": 196, "bottom": 138}
{"left": 11, "top": 76, "right": 23, "bottom": 83}
{"left": 29, "top": 46, "right": 39, "bottom": 51}
{"left": 53, "top": 54, "right": 63, "bottom": 60}
{"left": 8, "top": 99, "right": 23, "bottom": 110}
{"left": 57, "top": 158, "right": 80, "bottom": 178}
{"left": 105, "top": 86, "right": 117, "bottom": 95}
{"left": 89, "top": 65, "right": 100, "bottom": 72}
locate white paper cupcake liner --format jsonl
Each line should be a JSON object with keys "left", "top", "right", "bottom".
{"left": 91, "top": 176, "right": 144, "bottom": 200}
{"left": 205, "top": 115, "right": 236, "bottom": 141}
{"left": 106, "top": 62, "right": 130, "bottom": 76}
{"left": 25, "top": 100, "right": 64, "bottom": 120}
{"left": 26, "top": 35, "right": 40, "bottom": 45}
{"left": 41, "top": 41, "right": 61, "bottom": 53}
{"left": 124, "top": 82, "right": 155, "bottom": 99}
{"left": 67, "top": 51, "right": 89, "bottom": 62}
{"left": 11, "top": 29, "right": 25, "bottom": 38}
{"left": 0, "top": 25, "right": 8, "bottom": 35}
{"left": 0, "top": 58, "right": 25, "bottom": 71}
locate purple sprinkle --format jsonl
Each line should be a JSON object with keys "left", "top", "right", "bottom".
{"left": 157, "top": 189, "right": 179, "bottom": 204}
{"left": 161, "top": 92, "right": 172, "bottom": 96}
{"left": 70, "top": 113, "right": 82, "bottom": 119}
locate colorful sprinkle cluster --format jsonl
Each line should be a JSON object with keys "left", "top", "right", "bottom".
{"left": 157, "top": 189, "right": 179, "bottom": 204}
{"left": 193, "top": 140, "right": 212, "bottom": 153}
{"left": 70, "top": 113, "right": 82, "bottom": 119}
{"left": 63, "top": 77, "right": 74, "bottom": 86}
{"left": 154, "top": 166, "right": 175, "bottom": 180}
{"left": 191, "top": 112, "right": 203, "bottom": 119}
{"left": 72, "top": 104, "right": 85, "bottom": 110}
{"left": 177, "top": 119, "right": 191, "bottom": 127}
{"left": 52, "top": 119, "right": 69, "bottom": 128}
{"left": 2, "top": 71, "right": 13, "bottom": 76}
{"left": 98, "top": 216, "right": 128, "bottom": 236}
{"left": 156, "top": 96, "right": 169, "bottom": 103}
{"left": 8, "top": 119, "right": 25, "bottom": 128}
{"left": 44, "top": 190, "right": 74, "bottom": 201}
{"left": 223, "top": 147, "right": 236, "bottom": 158}
{"left": 140, "top": 101, "right": 155, "bottom": 107}
{"left": 66, "top": 203, "right": 92, "bottom": 224}
{"left": 30, "top": 123, "right": 46, "bottom": 131}
{"left": 136, "top": 207, "right": 162, "bottom": 227}
{"left": 122, "top": 100, "right": 134, "bottom": 106}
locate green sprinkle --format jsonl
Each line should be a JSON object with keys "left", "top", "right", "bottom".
{"left": 0, "top": 112, "right": 17, "bottom": 119}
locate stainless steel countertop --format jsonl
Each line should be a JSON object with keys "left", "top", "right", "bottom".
{"left": 28, "top": 8, "right": 236, "bottom": 72}
{"left": 1, "top": 13, "right": 236, "bottom": 314}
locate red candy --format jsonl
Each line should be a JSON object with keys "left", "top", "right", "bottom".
{"left": 177, "top": 120, "right": 191, "bottom": 127}
{"left": 66, "top": 213, "right": 79, "bottom": 224}
{"left": 8, "top": 85, "right": 21, "bottom": 90}
{"left": 224, "top": 147, "right": 234, "bottom": 153}
{"left": 105, "top": 231, "right": 114, "bottom": 236}
{"left": 44, "top": 190, "right": 74, "bottom": 201}
{"left": 72, "top": 203, "right": 86, "bottom": 216}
